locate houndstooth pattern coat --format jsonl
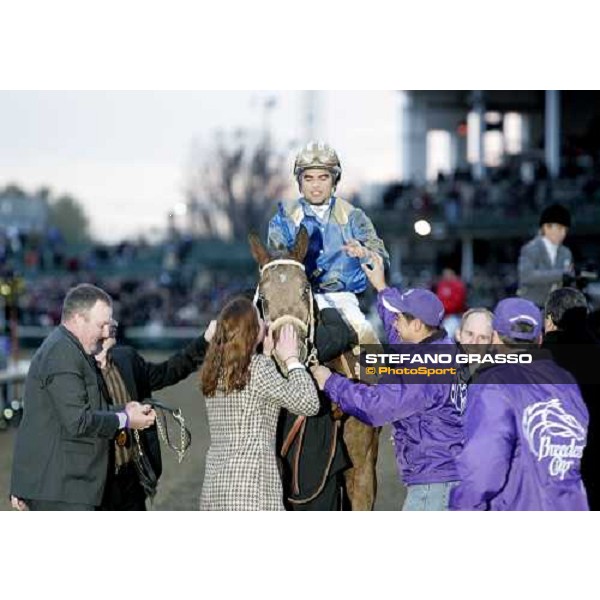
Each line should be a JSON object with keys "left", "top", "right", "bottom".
{"left": 199, "top": 354, "right": 320, "bottom": 510}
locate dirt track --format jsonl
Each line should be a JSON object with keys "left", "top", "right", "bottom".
{"left": 0, "top": 351, "right": 405, "bottom": 511}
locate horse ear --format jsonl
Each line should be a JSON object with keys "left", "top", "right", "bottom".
{"left": 290, "top": 225, "right": 309, "bottom": 262}
{"left": 248, "top": 232, "right": 271, "bottom": 267}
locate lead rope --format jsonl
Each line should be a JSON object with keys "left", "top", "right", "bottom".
{"left": 133, "top": 404, "right": 191, "bottom": 464}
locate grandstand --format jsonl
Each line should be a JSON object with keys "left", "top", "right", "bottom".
{"left": 2, "top": 91, "right": 600, "bottom": 346}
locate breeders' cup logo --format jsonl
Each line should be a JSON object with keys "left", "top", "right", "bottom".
{"left": 522, "top": 399, "right": 586, "bottom": 480}
{"left": 450, "top": 382, "right": 467, "bottom": 414}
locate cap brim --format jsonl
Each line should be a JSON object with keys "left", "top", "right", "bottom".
{"left": 381, "top": 297, "right": 402, "bottom": 314}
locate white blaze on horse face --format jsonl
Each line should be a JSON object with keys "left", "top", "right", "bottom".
{"left": 279, "top": 273, "right": 287, "bottom": 284}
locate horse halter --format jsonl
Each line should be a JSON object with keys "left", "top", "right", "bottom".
{"left": 254, "top": 258, "right": 317, "bottom": 366}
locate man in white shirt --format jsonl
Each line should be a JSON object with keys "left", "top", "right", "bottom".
{"left": 517, "top": 203, "right": 574, "bottom": 308}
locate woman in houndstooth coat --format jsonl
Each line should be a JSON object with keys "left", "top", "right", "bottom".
{"left": 199, "top": 296, "right": 319, "bottom": 510}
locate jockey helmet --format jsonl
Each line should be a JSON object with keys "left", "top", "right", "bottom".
{"left": 293, "top": 141, "right": 342, "bottom": 187}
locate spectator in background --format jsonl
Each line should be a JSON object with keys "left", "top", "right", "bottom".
{"left": 517, "top": 203, "right": 574, "bottom": 308}
{"left": 436, "top": 268, "right": 467, "bottom": 339}
{"left": 455, "top": 308, "right": 493, "bottom": 348}
{"left": 444, "top": 187, "right": 461, "bottom": 224}
{"left": 455, "top": 306, "right": 493, "bottom": 370}
{"left": 451, "top": 308, "right": 494, "bottom": 415}
{"left": 542, "top": 287, "right": 600, "bottom": 510}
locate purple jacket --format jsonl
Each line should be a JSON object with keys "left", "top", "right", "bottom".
{"left": 323, "top": 288, "right": 463, "bottom": 486}
{"left": 450, "top": 359, "right": 589, "bottom": 511}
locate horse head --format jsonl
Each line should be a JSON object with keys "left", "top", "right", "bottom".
{"left": 248, "top": 227, "right": 314, "bottom": 363}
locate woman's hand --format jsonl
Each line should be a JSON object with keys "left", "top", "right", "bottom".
{"left": 262, "top": 326, "right": 275, "bottom": 357}
{"left": 274, "top": 324, "right": 299, "bottom": 363}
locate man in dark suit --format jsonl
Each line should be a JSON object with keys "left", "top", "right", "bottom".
{"left": 95, "top": 320, "right": 215, "bottom": 510}
{"left": 10, "top": 284, "right": 156, "bottom": 511}
{"left": 517, "top": 203, "right": 574, "bottom": 307}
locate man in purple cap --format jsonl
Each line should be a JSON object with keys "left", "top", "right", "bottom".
{"left": 450, "top": 297, "right": 589, "bottom": 510}
{"left": 311, "top": 254, "right": 463, "bottom": 510}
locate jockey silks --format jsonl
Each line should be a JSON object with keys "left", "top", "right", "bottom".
{"left": 267, "top": 196, "right": 389, "bottom": 294}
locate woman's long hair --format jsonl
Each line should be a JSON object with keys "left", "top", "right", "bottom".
{"left": 200, "top": 296, "right": 260, "bottom": 397}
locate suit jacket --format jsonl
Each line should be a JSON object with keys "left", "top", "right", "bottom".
{"left": 517, "top": 236, "right": 573, "bottom": 307}
{"left": 109, "top": 336, "right": 208, "bottom": 484}
{"left": 11, "top": 326, "right": 120, "bottom": 506}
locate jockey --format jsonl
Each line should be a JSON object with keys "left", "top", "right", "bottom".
{"left": 267, "top": 141, "right": 390, "bottom": 346}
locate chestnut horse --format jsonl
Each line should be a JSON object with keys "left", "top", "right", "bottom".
{"left": 249, "top": 227, "right": 380, "bottom": 510}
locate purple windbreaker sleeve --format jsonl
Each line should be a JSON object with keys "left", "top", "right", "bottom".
{"left": 450, "top": 383, "right": 515, "bottom": 510}
{"left": 323, "top": 372, "right": 424, "bottom": 426}
{"left": 376, "top": 288, "right": 402, "bottom": 344}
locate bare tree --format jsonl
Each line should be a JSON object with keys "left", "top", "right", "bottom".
{"left": 185, "top": 130, "right": 292, "bottom": 240}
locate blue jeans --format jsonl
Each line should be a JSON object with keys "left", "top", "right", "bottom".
{"left": 402, "top": 481, "right": 458, "bottom": 511}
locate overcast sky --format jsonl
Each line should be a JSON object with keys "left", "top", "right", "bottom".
{"left": 0, "top": 91, "right": 399, "bottom": 242}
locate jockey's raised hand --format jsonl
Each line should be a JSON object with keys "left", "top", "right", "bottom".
{"left": 274, "top": 324, "right": 299, "bottom": 364}
{"left": 361, "top": 252, "right": 387, "bottom": 292}
{"left": 342, "top": 238, "right": 370, "bottom": 259}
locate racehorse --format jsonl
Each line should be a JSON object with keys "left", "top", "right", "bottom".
{"left": 248, "top": 227, "right": 380, "bottom": 510}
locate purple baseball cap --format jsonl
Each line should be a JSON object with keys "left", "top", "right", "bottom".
{"left": 492, "top": 298, "right": 542, "bottom": 341}
{"left": 381, "top": 288, "right": 445, "bottom": 327}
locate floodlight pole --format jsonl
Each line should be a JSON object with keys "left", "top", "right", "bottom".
{"left": 545, "top": 90, "right": 561, "bottom": 179}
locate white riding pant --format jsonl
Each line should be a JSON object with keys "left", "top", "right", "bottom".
{"left": 315, "top": 292, "right": 379, "bottom": 346}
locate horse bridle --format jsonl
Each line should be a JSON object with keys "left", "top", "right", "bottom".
{"left": 254, "top": 258, "right": 318, "bottom": 366}
{"left": 255, "top": 259, "right": 341, "bottom": 504}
